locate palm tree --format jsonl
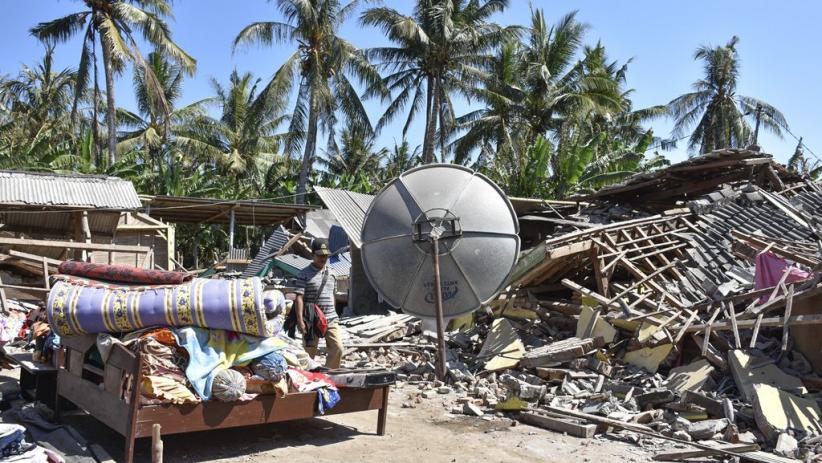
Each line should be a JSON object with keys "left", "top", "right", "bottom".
{"left": 361, "top": 0, "right": 512, "bottom": 164}
{"left": 0, "top": 45, "right": 77, "bottom": 167}
{"left": 519, "top": 10, "right": 624, "bottom": 178}
{"left": 454, "top": 10, "right": 625, "bottom": 192}
{"left": 451, "top": 38, "right": 521, "bottom": 166}
{"left": 668, "top": 36, "right": 787, "bottom": 154}
{"left": 177, "top": 71, "right": 288, "bottom": 198}
{"left": 117, "top": 51, "right": 210, "bottom": 194}
{"left": 382, "top": 139, "right": 422, "bottom": 180}
{"left": 319, "top": 126, "right": 387, "bottom": 179}
{"left": 234, "top": 0, "right": 385, "bottom": 204}
{"left": 787, "top": 142, "right": 821, "bottom": 180}
{"left": 30, "top": 0, "right": 196, "bottom": 166}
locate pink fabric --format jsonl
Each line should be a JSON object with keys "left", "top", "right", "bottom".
{"left": 754, "top": 252, "right": 812, "bottom": 303}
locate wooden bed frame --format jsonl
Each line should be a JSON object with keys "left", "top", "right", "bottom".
{"left": 54, "top": 336, "right": 389, "bottom": 463}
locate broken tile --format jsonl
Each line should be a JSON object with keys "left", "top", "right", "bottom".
{"left": 752, "top": 383, "right": 822, "bottom": 442}
{"left": 729, "top": 350, "right": 807, "bottom": 402}
{"left": 663, "top": 359, "right": 714, "bottom": 394}
{"left": 478, "top": 318, "right": 525, "bottom": 371}
{"left": 624, "top": 344, "right": 673, "bottom": 373}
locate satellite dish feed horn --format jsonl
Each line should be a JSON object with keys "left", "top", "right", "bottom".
{"left": 361, "top": 164, "right": 520, "bottom": 379}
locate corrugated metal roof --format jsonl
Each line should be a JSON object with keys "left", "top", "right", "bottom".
{"left": 273, "top": 252, "right": 351, "bottom": 278}
{"left": 0, "top": 170, "right": 141, "bottom": 209}
{"left": 0, "top": 210, "right": 121, "bottom": 234}
{"left": 304, "top": 209, "right": 340, "bottom": 239}
{"left": 141, "top": 195, "right": 314, "bottom": 225}
{"left": 314, "top": 187, "right": 375, "bottom": 248}
{"left": 242, "top": 225, "right": 292, "bottom": 278}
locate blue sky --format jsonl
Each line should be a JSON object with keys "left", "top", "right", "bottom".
{"left": 2, "top": 0, "right": 820, "bottom": 166}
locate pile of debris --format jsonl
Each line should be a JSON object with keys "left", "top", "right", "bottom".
{"left": 336, "top": 150, "right": 822, "bottom": 463}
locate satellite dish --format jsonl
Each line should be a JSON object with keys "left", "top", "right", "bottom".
{"left": 360, "top": 164, "right": 520, "bottom": 320}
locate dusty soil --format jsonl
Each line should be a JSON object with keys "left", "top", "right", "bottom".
{"left": 60, "top": 382, "right": 660, "bottom": 463}
{"left": 0, "top": 364, "right": 669, "bottom": 463}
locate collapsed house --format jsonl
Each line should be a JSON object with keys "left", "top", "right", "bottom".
{"left": 0, "top": 149, "right": 821, "bottom": 462}
{"left": 338, "top": 149, "right": 822, "bottom": 462}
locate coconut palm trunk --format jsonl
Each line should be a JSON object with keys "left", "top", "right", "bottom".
{"left": 297, "top": 89, "right": 319, "bottom": 204}
{"left": 422, "top": 75, "right": 437, "bottom": 164}
{"left": 100, "top": 38, "right": 117, "bottom": 166}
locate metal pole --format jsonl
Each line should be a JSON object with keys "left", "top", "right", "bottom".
{"left": 431, "top": 237, "right": 448, "bottom": 381}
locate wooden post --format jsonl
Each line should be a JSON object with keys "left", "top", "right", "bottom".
{"left": 780, "top": 285, "right": 795, "bottom": 355}
{"left": 0, "top": 275, "right": 8, "bottom": 315}
{"left": 81, "top": 211, "right": 92, "bottom": 262}
{"left": 152, "top": 423, "right": 163, "bottom": 463}
{"left": 42, "top": 257, "right": 50, "bottom": 290}
{"left": 228, "top": 209, "right": 236, "bottom": 252}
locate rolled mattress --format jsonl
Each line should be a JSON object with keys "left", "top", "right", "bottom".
{"left": 47, "top": 277, "right": 269, "bottom": 337}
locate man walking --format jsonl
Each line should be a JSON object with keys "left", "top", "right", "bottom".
{"left": 294, "top": 239, "right": 344, "bottom": 369}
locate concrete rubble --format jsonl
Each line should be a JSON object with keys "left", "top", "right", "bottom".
{"left": 0, "top": 148, "right": 821, "bottom": 462}
{"left": 335, "top": 150, "right": 822, "bottom": 463}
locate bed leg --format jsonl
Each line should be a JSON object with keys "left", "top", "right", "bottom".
{"left": 124, "top": 432, "right": 136, "bottom": 463}
{"left": 377, "top": 386, "right": 389, "bottom": 436}
{"left": 53, "top": 394, "right": 61, "bottom": 423}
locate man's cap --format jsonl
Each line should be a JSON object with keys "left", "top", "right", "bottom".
{"left": 311, "top": 239, "right": 331, "bottom": 256}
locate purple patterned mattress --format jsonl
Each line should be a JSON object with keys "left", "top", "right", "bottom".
{"left": 47, "top": 277, "right": 270, "bottom": 337}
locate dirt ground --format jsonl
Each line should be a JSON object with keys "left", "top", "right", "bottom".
{"left": 1, "top": 367, "right": 666, "bottom": 463}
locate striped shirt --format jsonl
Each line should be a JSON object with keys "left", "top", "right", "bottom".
{"left": 294, "top": 264, "right": 337, "bottom": 321}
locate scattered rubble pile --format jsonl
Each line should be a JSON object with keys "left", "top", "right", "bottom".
{"left": 341, "top": 151, "right": 822, "bottom": 463}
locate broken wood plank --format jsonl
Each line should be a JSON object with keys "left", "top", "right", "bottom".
{"left": 520, "top": 337, "right": 604, "bottom": 368}
{"left": 681, "top": 390, "right": 725, "bottom": 417}
{"left": 0, "top": 276, "right": 7, "bottom": 314}
{"left": 653, "top": 443, "right": 759, "bottom": 461}
{"left": 519, "top": 411, "right": 597, "bottom": 438}
{"left": 616, "top": 257, "right": 686, "bottom": 308}
{"left": 590, "top": 245, "right": 609, "bottom": 297}
{"left": 560, "top": 279, "right": 615, "bottom": 308}
{"left": 702, "top": 304, "right": 722, "bottom": 357}
{"left": 7, "top": 249, "right": 62, "bottom": 267}
{"left": 605, "top": 260, "right": 679, "bottom": 305}
{"left": 690, "top": 334, "right": 728, "bottom": 371}
{"left": 673, "top": 310, "right": 697, "bottom": 344}
{"left": 731, "top": 230, "right": 817, "bottom": 268}
{"left": 543, "top": 405, "right": 781, "bottom": 462}
{"left": 780, "top": 285, "right": 794, "bottom": 355}
{"left": 687, "top": 314, "right": 822, "bottom": 333}
{"left": 727, "top": 301, "right": 741, "bottom": 349}
{"left": 749, "top": 313, "right": 765, "bottom": 349}
{"left": 0, "top": 236, "right": 150, "bottom": 253}
{"left": 0, "top": 283, "right": 50, "bottom": 293}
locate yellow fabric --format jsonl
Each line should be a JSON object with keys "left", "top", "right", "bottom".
{"left": 142, "top": 376, "right": 199, "bottom": 404}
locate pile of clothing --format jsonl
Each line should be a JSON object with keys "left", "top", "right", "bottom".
{"left": 0, "top": 423, "right": 61, "bottom": 462}
{"left": 47, "top": 262, "right": 340, "bottom": 412}
{"left": 1, "top": 300, "right": 58, "bottom": 367}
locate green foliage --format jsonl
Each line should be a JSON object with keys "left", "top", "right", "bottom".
{"left": 5, "top": 1, "right": 793, "bottom": 268}
{"left": 668, "top": 36, "right": 787, "bottom": 155}
{"left": 235, "top": 0, "right": 387, "bottom": 203}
